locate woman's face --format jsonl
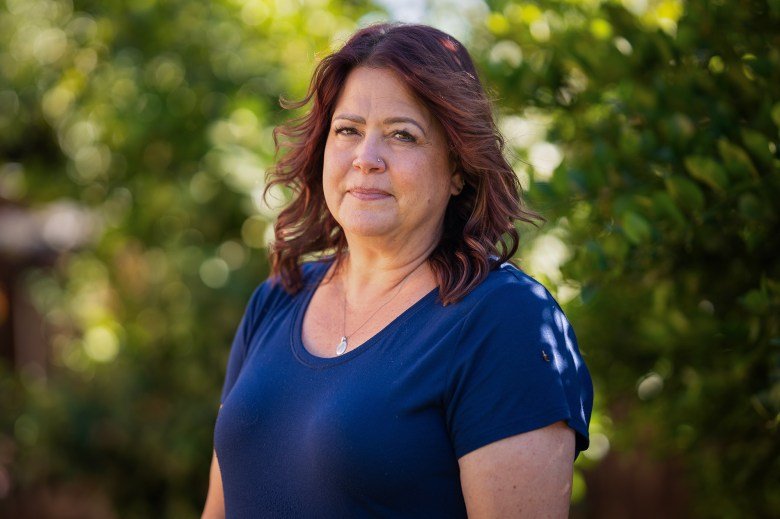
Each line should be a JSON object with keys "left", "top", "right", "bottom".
{"left": 323, "top": 67, "right": 462, "bottom": 248}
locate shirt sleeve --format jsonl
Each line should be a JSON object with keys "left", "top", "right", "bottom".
{"left": 444, "top": 276, "right": 593, "bottom": 460}
{"left": 219, "top": 282, "right": 271, "bottom": 405}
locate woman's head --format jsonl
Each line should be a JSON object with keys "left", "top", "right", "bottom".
{"left": 267, "top": 23, "right": 540, "bottom": 305}
{"left": 322, "top": 66, "right": 462, "bottom": 246}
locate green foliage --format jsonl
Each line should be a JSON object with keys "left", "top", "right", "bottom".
{"left": 475, "top": 0, "right": 780, "bottom": 516}
{"left": 3, "top": 0, "right": 779, "bottom": 516}
{"left": 1, "top": 0, "right": 373, "bottom": 516}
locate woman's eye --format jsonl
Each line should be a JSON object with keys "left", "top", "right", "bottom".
{"left": 392, "top": 130, "right": 417, "bottom": 143}
{"left": 334, "top": 126, "right": 359, "bottom": 136}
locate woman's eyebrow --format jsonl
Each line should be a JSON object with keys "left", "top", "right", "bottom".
{"left": 384, "top": 116, "right": 428, "bottom": 137}
{"left": 332, "top": 113, "right": 428, "bottom": 137}
{"left": 332, "top": 113, "right": 364, "bottom": 123}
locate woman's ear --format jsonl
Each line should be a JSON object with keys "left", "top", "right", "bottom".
{"left": 450, "top": 171, "right": 464, "bottom": 196}
{"left": 448, "top": 151, "right": 464, "bottom": 195}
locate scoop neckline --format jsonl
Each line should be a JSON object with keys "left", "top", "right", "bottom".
{"left": 290, "top": 259, "right": 440, "bottom": 369}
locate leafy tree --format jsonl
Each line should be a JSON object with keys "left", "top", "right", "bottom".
{"left": 1, "top": 0, "right": 372, "bottom": 516}
{"left": 472, "top": 0, "right": 779, "bottom": 516}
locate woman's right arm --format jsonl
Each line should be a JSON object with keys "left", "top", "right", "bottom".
{"left": 205, "top": 283, "right": 267, "bottom": 518}
{"left": 201, "top": 449, "right": 225, "bottom": 519}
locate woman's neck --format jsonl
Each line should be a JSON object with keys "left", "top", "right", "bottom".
{"left": 336, "top": 240, "right": 437, "bottom": 305}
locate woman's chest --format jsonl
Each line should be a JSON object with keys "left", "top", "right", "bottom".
{"left": 215, "top": 313, "right": 464, "bottom": 504}
{"left": 301, "top": 278, "right": 437, "bottom": 358}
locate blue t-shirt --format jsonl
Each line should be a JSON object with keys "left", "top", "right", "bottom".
{"left": 214, "top": 258, "right": 593, "bottom": 518}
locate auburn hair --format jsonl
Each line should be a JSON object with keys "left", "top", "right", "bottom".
{"left": 266, "top": 23, "right": 540, "bottom": 305}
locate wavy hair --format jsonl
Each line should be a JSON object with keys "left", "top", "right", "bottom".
{"left": 266, "top": 23, "right": 541, "bottom": 305}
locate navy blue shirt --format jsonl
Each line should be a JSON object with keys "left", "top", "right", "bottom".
{"left": 214, "top": 259, "right": 593, "bottom": 518}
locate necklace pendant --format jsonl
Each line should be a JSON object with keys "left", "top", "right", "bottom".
{"left": 336, "top": 336, "right": 348, "bottom": 356}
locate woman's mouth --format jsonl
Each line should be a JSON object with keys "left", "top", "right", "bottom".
{"left": 348, "top": 188, "right": 391, "bottom": 201}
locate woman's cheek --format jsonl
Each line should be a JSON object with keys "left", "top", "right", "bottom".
{"left": 321, "top": 170, "right": 339, "bottom": 216}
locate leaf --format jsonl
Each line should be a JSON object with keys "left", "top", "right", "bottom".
{"left": 684, "top": 155, "right": 729, "bottom": 191}
{"left": 771, "top": 102, "right": 780, "bottom": 128}
{"left": 665, "top": 176, "right": 705, "bottom": 211}
{"left": 652, "top": 191, "right": 686, "bottom": 227}
{"left": 621, "top": 210, "right": 652, "bottom": 244}
{"left": 741, "top": 289, "right": 770, "bottom": 315}
{"left": 740, "top": 128, "right": 774, "bottom": 169}
{"left": 584, "top": 240, "right": 608, "bottom": 271}
{"left": 738, "top": 193, "right": 763, "bottom": 220}
{"left": 718, "top": 139, "right": 758, "bottom": 180}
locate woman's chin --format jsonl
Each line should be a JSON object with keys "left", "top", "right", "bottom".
{"left": 338, "top": 215, "right": 397, "bottom": 238}
{"left": 342, "top": 224, "right": 395, "bottom": 238}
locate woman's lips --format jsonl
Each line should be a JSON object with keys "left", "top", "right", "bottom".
{"left": 348, "top": 188, "right": 391, "bottom": 201}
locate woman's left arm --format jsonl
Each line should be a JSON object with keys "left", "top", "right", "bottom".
{"left": 459, "top": 421, "right": 575, "bottom": 518}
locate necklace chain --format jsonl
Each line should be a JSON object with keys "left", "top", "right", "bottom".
{"left": 336, "top": 261, "right": 422, "bottom": 356}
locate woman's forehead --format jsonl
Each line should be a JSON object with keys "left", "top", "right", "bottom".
{"left": 333, "top": 67, "right": 431, "bottom": 124}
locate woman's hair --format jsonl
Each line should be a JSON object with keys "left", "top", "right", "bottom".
{"left": 266, "top": 22, "right": 540, "bottom": 305}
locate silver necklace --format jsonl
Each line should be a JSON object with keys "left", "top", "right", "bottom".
{"left": 336, "top": 263, "right": 421, "bottom": 356}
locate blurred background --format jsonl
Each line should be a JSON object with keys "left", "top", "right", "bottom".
{"left": 0, "top": 0, "right": 778, "bottom": 517}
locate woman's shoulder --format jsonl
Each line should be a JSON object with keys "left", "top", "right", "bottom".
{"left": 461, "top": 262, "right": 561, "bottom": 314}
{"left": 246, "top": 257, "right": 333, "bottom": 309}
{"left": 445, "top": 261, "right": 592, "bottom": 459}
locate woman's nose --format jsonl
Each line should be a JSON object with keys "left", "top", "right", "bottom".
{"left": 352, "top": 155, "right": 386, "bottom": 173}
{"left": 352, "top": 137, "right": 386, "bottom": 174}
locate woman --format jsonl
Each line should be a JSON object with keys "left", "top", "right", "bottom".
{"left": 203, "top": 23, "right": 592, "bottom": 518}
